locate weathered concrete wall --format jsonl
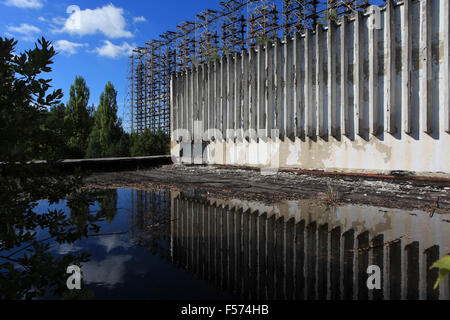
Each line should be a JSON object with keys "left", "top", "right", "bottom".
{"left": 171, "top": 0, "right": 450, "bottom": 176}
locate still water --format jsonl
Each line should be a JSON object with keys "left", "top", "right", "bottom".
{"left": 35, "top": 188, "right": 449, "bottom": 300}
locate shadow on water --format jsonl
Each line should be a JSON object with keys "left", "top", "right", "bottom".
{"left": 2, "top": 188, "right": 450, "bottom": 300}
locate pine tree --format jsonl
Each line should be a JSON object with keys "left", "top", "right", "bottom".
{"left": 65, "top": 76, "right": 92, "bottom": 158}
{"left": 86, "top": 82, "right": 125, "bottom": 158}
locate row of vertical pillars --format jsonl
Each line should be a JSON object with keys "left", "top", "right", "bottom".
{"left": 172, "top": 0, "right": 450, "bottom": 142}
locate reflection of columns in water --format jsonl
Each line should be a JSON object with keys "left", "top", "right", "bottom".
{"left": 306, "top": 221, "right": 316, "bottom": 300}
{"left": 129, "top": 189, "right": 171, "bottom": 257}
{"left": 285, "top": 218, "right": 295, "bottom": 300}
{"left": 294, "top": 220, "right": 305, "bottom": 300}
{"left": 372, "top": 234, "right": 384, "bottom": 300}
{"left": 357, "top": 231, "right": 369, "bottom": 300}
{"left": 425, "top": 246, "right": 440, "bottom": 300}
{"left": 171, "top": 195, "right": 449, "bottom": 300}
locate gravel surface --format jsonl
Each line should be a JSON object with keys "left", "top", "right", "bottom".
{"left": 85, "top": 164, "right": 450, "bottom": 214}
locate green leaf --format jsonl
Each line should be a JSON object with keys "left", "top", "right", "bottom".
{"left": 430, "top": 255, "right": 450, "bottom": 289}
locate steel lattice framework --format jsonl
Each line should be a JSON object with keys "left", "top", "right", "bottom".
{"left": 128, "top": 0, "right": 390, "bottom": 134}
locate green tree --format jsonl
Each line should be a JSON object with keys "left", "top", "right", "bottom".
{"left": 43, "top": 103, "right": 70, "bottom": 158}
{"left": 0, "top": 37, "right": 103, "bottom": 299}
{"left": 130, "top": 129, "right": 170, "bottom": 157}
{"left": 65, "top": 76, "right": 92, "bottom": 158}
{"left": 86, "top": 82, "right": 128, "bottom": 158}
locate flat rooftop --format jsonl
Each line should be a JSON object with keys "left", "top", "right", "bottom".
{"left": 85, "top": 164, "right": 450, "bottom": 214}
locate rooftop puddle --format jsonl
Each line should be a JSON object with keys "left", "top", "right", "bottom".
{"left": 28, "top": 188, "right": 450, "bottom": 300}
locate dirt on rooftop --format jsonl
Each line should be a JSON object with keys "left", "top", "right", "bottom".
{"left": 84, "top": 164, "right": 450, "bottom": 215}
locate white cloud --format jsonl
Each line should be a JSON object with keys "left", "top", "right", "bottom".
{"left": 51, "top": 17, "right": 66, "bottom": 25}
{"left": 92, "top": 40, "right": 135, "bottom": 59}
{"left": 97, "top": 235, "right": 133, "bottom": 253}
{"left": 83, "top": 255, "right": 132, "bottom": 289}
{"left": 53, "top": 40, "right": 87, "bottom": 55}
{"left": 57, "top": 4, "right": 133, "bottom": 39}
{"left": 38, "top": 16, "right": 47, "bottom": 22}
{"left": 133, "top": 16, "right": 146, "bottom": 23}
{"left": 3, "top": 0, "right": 43, "bottom": 9}
{"left": 7, "top": 23, "right": 41, "bottom": 34}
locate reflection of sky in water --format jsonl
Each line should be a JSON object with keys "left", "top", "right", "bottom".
{"left": 43, "top": 189, "right": 235, "bottom": 300}
{"left": 33, "top": 188, "right": 450, "bottom": 300}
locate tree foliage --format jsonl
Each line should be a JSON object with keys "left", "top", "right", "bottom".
{"left": 431, "top": 255, "right": 450, "bottom": 289}
{"left": 130, "top": 129, "right": 170, "bottom": 157}
{"left": 0, "top": 37, "right": 104, "bottom": 300}
{"left": 86, "top": 82, "right": 128, "bottom": 159}
{"left": 64, "top": 76, "right": 93, "bottom": 158}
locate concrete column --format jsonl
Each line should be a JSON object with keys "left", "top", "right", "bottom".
{"left": 227, "top": 55, "right": 234, "bottom": 139}
{"left": 221, "top": 56, "right": 227, "bottom": 138}
{"left": 234, "top": 53, "right": 242, "bottom": 139}
{"left": 445, "top": 0, "right": 450, "bottom": 133}
{"left": 354, "top": 12, "right": 362, "bottom": 138}
{"left": 257, "top": 44, "right": 266, "bottom": 132}
{"left": 285, "top": 37, "right": 295, "bottom": 140}
{"left": 249, "top": 48, "right": 258, "bottom": 139}
{"left": 316, "top": 24, "right": 324, "bottom": 138}
{"left": 305, "top": 30, "right": 313, "bottom": 138}
{"left": 340, "top": 16, "right": 348, "bottom": 137}
{"left": 170, "top": 76, "right": 175, "bottom": 139}
{"left": 275, "top": 39, "right": 282, "bottom": 139}
{"left": 202, "top": 64, "right": 207, "bottom": 136}
{"left": 401, "top": 0, "right": 411, "bottom": 134}
{"left": 294, "top": 33, "right": 302, "bottom": 139}
{"left": 242, "top": 51, "right": 250, "bottom": 137}
{"left": 193, "top": 68, "right": 198, "bottom": 131}
{"left": 265, "top": 42, "right": 274, "bottom": 133}
{"left": 327, "top": 21, "right": 337, "bottom": 138}
{"left": 420, "top": 0, "right": 432, "bottom": 134}
{"left": 369, "top": 7, "right": 379, "bottom": 136}
{"left": 189, "top": 69, "right": 195, "bottom": 138}
{"left": 184, "top": 70, "right": 189, "bottom": 133}
{"left": 196, "top": 67, "right": 202, "bottom": 131}
{"left": 215, "top": 60, "right": 221, "bottom": 138}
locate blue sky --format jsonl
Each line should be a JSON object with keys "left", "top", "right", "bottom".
{"left": 1, "top": 0, "right": 385, "bottom": 129}
{"left": 0, "top": 0, "right": 221, "bottom": 129}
